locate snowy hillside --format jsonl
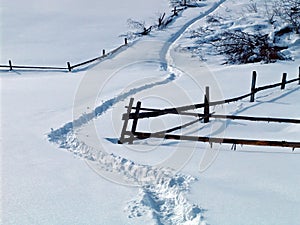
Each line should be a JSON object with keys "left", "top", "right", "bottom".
{"left": 180, "top": 0, "right": 300, "bottom": 64}
{"left": 1, "top": 0, "right": 300, "bottom": 225}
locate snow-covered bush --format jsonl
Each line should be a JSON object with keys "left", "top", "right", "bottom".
{"left": 124, "top": 19, "right": 153, "bottom": 39}
{"left": 183, "top": 0, "right": 299, "bottom": 65}
{"left": 213, "top": 30, "right": 287, "bottom": 64}
{"left": 170, "top": 0, "right": 203, "bottom": 8}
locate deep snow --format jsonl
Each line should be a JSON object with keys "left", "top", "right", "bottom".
{"left": 1, "top": 0, "right": 300, "bottom": 225}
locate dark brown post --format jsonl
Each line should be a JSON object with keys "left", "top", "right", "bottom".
{"left": 102, "top": 49, "right": 105, "bottom": 56}
{"left": 173, "top": 7, "right": 178, "bottom": 16}
{"left": 298, "top": 66, "right": 300, "bottom": 85}
{"left": 118, "top": 98, "right": 134, "bottom": 144}
{"left": 250, "top": 71, "right": 257, "bottom": 102}
{"left": 129, "top": 101, "right": 141, "bottom": 144}
{"left": 9, "top": 60, "right": 12, "bottom": 71}
{"left": 204, "top": 86, "right": 210, "bottom": 123}
{"left": 124, "top": 38, "right": 128, "bottom": 45}
{"left": 159, "top": 17, "right": 162, "bottom": 26}
{"left": 281, "top": 72, "right": 287, "bottom": 90}
{"left": 67, "top": 62, "right": 72, "bottom": 72}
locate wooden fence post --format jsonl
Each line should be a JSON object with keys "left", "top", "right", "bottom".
{"left": 67, "top": 62, "right": 72, "bottom": 72}
{"left": 102, "top": 49, "right": 105, "bottom": 56}
{"left": 129, "top": 101, "right": 141, "bottom": 144}
{"left": 298, "top": 66, "right": 300, "bottom": 85}
{"left": 124, "top": 38, "right": 128, "bottom": 45}
{"left": 9, "top": 60, "right": 12, "bottom": 71}
{"left": 172, "top": 7, "right": 178, "bottom": 16}
{"left": 250, "top": 71, "right": 257, "bottom": 102}
{"left": 118, "top": 98, "right": 134, "bottom": 144}
{"left": 204, "top": 86, "right": 210, "bottom": 123}
{"left": 281, "top": 72, "right": 287, "bottom": 90}
{"left": 159, "top": 17, "right": 162, "bottom": 27}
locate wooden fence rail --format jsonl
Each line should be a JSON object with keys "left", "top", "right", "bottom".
{"left": 0, "top": 38, "right": 129, "bottom": 72}
{"left": 0, "top": 61, "right": 66, "bottom": 70}
{"left": 127, "top": 68, "right": 300, "bottom": 119}
{"left": 129, "top": 112, "right": 300, "bottom": 124}
{"left": 118, "top": 67, "right": 300, "bottom": 151}
{"left": 132, "top": 132, "right": 300, "bottom": 150}
{"left": 0, "top": 4, "right": 188, "bottom": 73}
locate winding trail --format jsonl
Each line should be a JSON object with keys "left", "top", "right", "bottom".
{"left": 48, "top": 1, "right": 227, "bottom": 224}
{"left": 161, "top": 0, "right": 227, "bottom": 66}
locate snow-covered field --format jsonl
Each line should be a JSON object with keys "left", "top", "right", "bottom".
{"left": 1, "top": 0, "right": 300, "bottom": 225}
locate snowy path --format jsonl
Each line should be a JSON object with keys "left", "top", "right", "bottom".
{"left": 49, "top": 0, "right": 228, "bottom": 150}
{"left": 3, "top": 0, "right": 299, "bottom": 224}
{"left": 48, "top": 1, "right": 227, "bottom": 224}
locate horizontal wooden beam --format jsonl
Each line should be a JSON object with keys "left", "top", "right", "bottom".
{"left": 126, "top": 77, "right": 300, "bottom": 115}
{"left": 127, "top": 110, "right": 300, "bottom": 124}
{"left": 131, "top": 132, "right": 300, "bottom": 149}
{"left": 212, "top": 114, "right": 300, "bottom": 124}
{"left": 0, "top": 65, "right": 66, "bottom": 70}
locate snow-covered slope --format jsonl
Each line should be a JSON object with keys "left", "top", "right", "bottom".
{"left": 180, "top": 0, "right": 300, "bottom": 64}
{"left": 1, "top": 0, "right": 300, "bottom": 225}
{"left": 0, "top": 0, "right": 170, "bottom": 65}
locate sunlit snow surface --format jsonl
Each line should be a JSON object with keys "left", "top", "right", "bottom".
{"left": 1, "top": 0, "right": 300, "bottom": 225}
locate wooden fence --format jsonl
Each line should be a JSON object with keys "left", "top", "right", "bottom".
{"left": 0, "top": 5, "right": 186, "bottom": 73}
{"left": 118, "top": 67, "right": 300, "bottom": 151}
{"left": 0, "top": 38, "right": 129, "bottom": 72}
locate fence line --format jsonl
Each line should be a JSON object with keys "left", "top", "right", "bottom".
{"left": 118, "top": 67, "right": 300, "bottom": 150}
{"left": 132, "top": 132, "right": 300, "bottom": 150}
{"left": 0, "top": 39, "right": 129, "bottom": 72}
{"left": 129, "top": 112, "right": 300, "bottom": 124}
{"left": 127, "top": 67, "right": 300, "bottom": 119}
{"left": 0, "top": 64, "right": 66, "bottom": 70}
{"left": 119, "top": 98, "right": 300, "bottom": 150}
{"left": 0, "top": 4, "right": 189, "bottom": 73}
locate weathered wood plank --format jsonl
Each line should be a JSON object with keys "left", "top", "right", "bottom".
{"left": 118, "top": 98, "right": 134, "bottom": 144}
{"left": 132, "top": 132, "right": 300, "bottom": 149}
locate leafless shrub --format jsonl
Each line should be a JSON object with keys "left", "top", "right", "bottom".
{"left": 170, "top": 0, "right": 202, "bottom": 8}
{"left": 246, "top": 0, "right": 258, "bottom": 13}
{"left": 188, "top": 27, "right": 215, "bottom": 41}
{"left": 213, "top": 30, "right": 288, "bottom": 64}
{"left": 127, "top": 19, "right": 152, "bottom": 36}
{"left": 273, "top": 0, "right": 300, "bottom": 33}
{"left": 206, "top": 15, "right": 223, "bottom": 24}
{"left": 263, "top": 0, "right": 276, "bottom": 24}
{"left": 127, "top": 19, "right": 146, "bottom": 31}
